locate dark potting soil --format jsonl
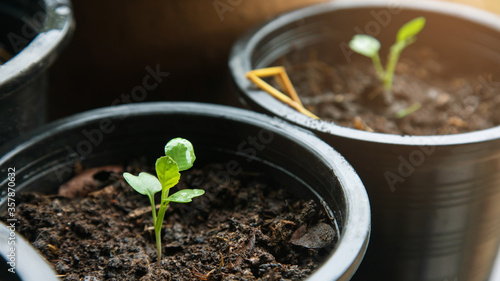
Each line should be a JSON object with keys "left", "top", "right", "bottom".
{"left": 278, "top": 47, "right": 500, "bottom": 135}
{"left": 3, "top": 163, "right": 335, "bottom": 281}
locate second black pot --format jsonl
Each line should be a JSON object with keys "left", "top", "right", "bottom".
{"left": 229, "top": 1, "right": 500, "bottom": 280}
{"left": 0, "top": 0, "right": 74, "bottom": 146}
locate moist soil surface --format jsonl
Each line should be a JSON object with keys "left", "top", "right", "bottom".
{"left": 4, "top": 163, "right": 334, "bottom": 281}
{"left": 280, "top": 47, "right": 500, "bottom": 135}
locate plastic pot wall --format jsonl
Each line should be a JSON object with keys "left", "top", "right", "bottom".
{"left": 0, "top": 102, "right": 370, "bottom": 281}
{"left": 0, "top": 222, "right": 59, "bottom": 281}
{"left": 229, "top": 1, "right": 500, "bottom": 280}
{"left": 0, "top": 0, "right": 74, "bottom": 146}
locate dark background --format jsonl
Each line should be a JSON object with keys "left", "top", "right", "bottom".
{"left": 47, "top": 0, "right": 329, "bottom": 120}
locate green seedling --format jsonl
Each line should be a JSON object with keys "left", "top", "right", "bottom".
{"left": 395, "top": 102, "right": 421, "bottom": 119}
{"left": 123, "top": 138, "right": 204, "bottom": 266}
{"left": 349, "top": 17, "right": 426, "bottom": 101}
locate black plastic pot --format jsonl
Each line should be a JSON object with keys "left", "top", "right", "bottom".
{"left": 0, "top": 102, "right": 370, "bottom": 281}
{"left": 229, "top": 1, "right": 500, "bottom": 280}
{"left": 0, "top": 222, "right": 58, "bottom": 281}
{"left": 0, "top": 0, "right": 74, "bottom": 146}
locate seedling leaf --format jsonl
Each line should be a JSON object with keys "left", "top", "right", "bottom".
{"left": 164, "top": 138, "right": 196, "bottom": 171}
{"left": 349, "top": 35, "right": 381, "bottom": 58}
{"left": 396, "top": 17, "right": 426, "bottom": 43}
{"left": 123, "top": 172, "right": 161, "bottom": 197}
{"left": 155, "top": 156, "right": 181, "bottom": 190}
{"left": 167, "top": 189, "right": 205, "bottom": 203}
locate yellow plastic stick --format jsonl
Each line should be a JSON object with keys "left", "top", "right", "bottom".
{"left": 278, "top": 69, "right": 302, "bottom": 107}
{"left": 246, "top": 67, "right": 318, "bottom": 119}
{"left": 246, "top": 67, "right": 302, "bottom": 105}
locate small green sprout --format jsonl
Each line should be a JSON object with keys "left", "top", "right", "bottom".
{"left": 123, "top": 138, "right": 204, "bottom": 266}
{"left": 349, "top": 17, "right": 426, "bottom": 101}
{"left": 395, "top": 102, "right": 421, "bottom": 119}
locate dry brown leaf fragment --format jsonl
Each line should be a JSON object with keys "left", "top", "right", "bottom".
{"left": 448, "top": 116, "right": 468, "bottom": 128}
{"left": 290, "top": 223, "right": 336, "bottom": 249}
{"left": 58, "top": 165, "right": 123, "bottom": 198}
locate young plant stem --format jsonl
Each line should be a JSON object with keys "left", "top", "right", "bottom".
{"left": 154, "top": 188, "right": 170, "bottom": 266}
{"left": 154, "top": 212, "right": 163, "bottom": 266}
{"left": 372, "top": 53, "right": 385, "bottom": 81}
{"left": 377, "top": 45, "right": 403, "bottom": 104}
{"left": 155, "top": 224, "right": 162, "bottom": 266}
{"left": 149, "top": 196, "right": 157, "bottom": 226}
{"left": 384, "top": 45, "right": 403, "bottom": 95}
{"left": 148, "top": 195, "right": 162, "bottom": 266}
{"left": 371, "top": 53, "right": 395, "bottom": 104}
